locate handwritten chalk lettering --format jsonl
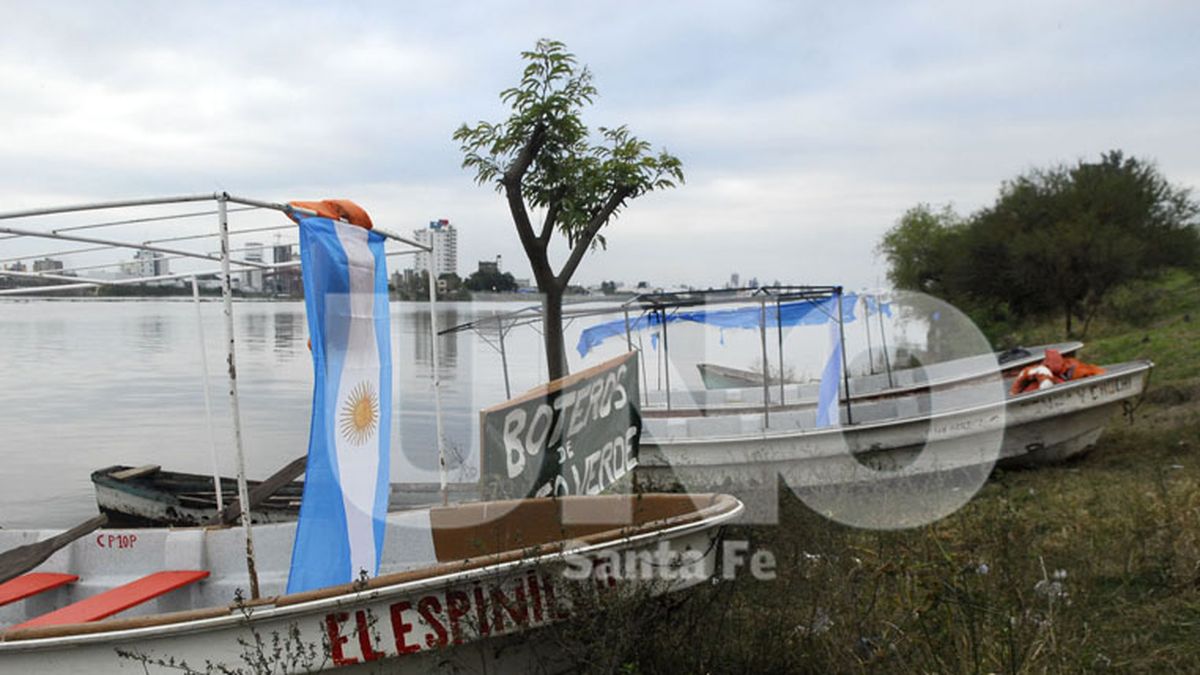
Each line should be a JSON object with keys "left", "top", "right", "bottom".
{"left": 95, "top": 533, "right": 138, "bottom": 549}
{"left": 611, "top": 366, "right": 629, "bottom": 410}
{"left": 525, "top": 404, "right": 554, "bottom": 457}
{"left": 625, "top": 426, "right": 638, "bottom": 468}
{"left": 484, "top": 353, "right": 641, "bottom": 498}
{"left": 501, "top": 373, "right": 630, "bottom": 479}
{"left": 569, "top": 425, "right": 639, "bottom": 495}
{"left": 548, "top": 390, "right": 576, "bottom": 448}
{"left": 555, "top": 440, "right": 575, "bottom": 466}
{"left": 503, "top": 408, "right": 528, "bottom": 479}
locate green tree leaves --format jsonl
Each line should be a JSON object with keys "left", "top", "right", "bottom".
{"left": 454, "top": 39, "right": 684, "bottom": 379}
{"left": 879, "top": 151, "right": 1199, "bottom": 338}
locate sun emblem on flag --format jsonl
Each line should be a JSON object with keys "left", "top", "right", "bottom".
{"left": 338, "top": 381, "right": 379, "bottom": 446}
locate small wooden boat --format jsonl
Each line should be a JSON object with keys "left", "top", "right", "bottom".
{"left": 0, "top": 493, "right": 743, "bottom": 672}
{"left": 91, "top": 464, "right": 480, "bottom": 527}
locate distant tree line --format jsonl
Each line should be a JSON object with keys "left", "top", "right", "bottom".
{"left": 391, "top": 271, "right": 471, "bottom": 301}
{"left": 464, "top": 267, "right": 518, "bottom": 293}
{"left": 878, "top": 150, "right": 1200, "bottom": 338}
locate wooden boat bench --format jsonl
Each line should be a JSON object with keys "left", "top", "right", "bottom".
{"left": 0, "top": 573, "right": 79, "bottom": 607}
{"left": 12, "top": 570, "right": 209, "bottom": 630}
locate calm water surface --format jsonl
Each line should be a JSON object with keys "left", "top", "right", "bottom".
{"left": 0, "top": 296, "right": 889, "bottom": 528}
{"left": 0, "top": 299, "right": 548, "bottom": 528}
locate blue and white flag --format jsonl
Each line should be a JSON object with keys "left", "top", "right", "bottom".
{"left": 287, "top": 216, "right": 392, "bottom": 594}
{"left": 815, "top": 316, "right": 844, "bottom": 428}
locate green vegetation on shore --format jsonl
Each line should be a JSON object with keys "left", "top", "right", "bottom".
{"left": 551, "top": 275, "right": 1199, "bottom": 673}
{"left": 879, "top": 151, "right": 1199, "bottom": 341}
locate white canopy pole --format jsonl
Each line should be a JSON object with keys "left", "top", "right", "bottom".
{"left": 0, "top": 193, "right": 218, "bottom": 222}
{"left": 426, "top": 238, "right": 448, "bottom": 505}
{"left": 217, "top": 195, "right": 260, "bottom": 599}
{"left": 191, "top": 275, "right": 225, "bottom": 512}
{"left": 0, "top": 224, "right": 272, "bottom": 270}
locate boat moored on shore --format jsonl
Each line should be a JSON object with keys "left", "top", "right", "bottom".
{"left": 0, "top": 493, "right": 743, "bottom": 672}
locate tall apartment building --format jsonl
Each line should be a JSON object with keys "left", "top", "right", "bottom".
{"left": 241, "top": 242, "right": 264, "bottom": 292}
{"left": 131, "top": 250, "right": 168, "bottom": 277}
{"left": 411, "top": 219, "right": 458, "bottom": 279}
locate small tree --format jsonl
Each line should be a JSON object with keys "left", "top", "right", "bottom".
{"left": 966, "top": 151, "right": 1199, "bottom": 336}
{"left": 877, "top": 203, "right": 964, "bottom": 295}
{"left": 455, "top": 39, "right": 683, "bottom": 380}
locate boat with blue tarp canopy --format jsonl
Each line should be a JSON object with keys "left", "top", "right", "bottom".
{"left": 576, "top": 292, "right": 861, "bottom": 358}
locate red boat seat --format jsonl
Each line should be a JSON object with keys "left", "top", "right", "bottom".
{"left": 12, "top": 570, "right": 209, "bottom": 629}
{"left": 0, "top": 573, "right": 79, "bottom": 607}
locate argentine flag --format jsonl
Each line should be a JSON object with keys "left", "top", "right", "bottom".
{"left": 287, "top": 216, "right": 392, "bottom": 593}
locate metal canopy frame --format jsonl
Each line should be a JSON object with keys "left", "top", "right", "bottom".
{"left": 439, "top": 284, "right": 884, "bottom": 427}
{"left": 0, "top": 191, "right": 447, "bottom": 600}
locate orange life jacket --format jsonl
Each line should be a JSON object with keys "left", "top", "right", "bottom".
{"left": 1011, "top": 364, "right": 1061, "bottom": 394}
{"left": 1010, "top": 349, "right": 1105, "bottom": 395}
{"left": 287, "top": 199, "right": 374, "bottom": 229}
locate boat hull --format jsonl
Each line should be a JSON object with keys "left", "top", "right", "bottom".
{"left": 637, "top": 361, "right": 1150, "bottom": 491}
{"left": 0, "top": 494, "right": 742, "bottom": 673}
{"left": 696, "top": 362, "right": 799, "bottom": 389}
{"left": 648, "top": 341, "right": 1083, "bottom": 415}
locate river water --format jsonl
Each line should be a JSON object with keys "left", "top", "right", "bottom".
{"left": 0, "top": 296, "right": 905, "bottom": 528}
{"left": 0, "top": 299, "right": 553, "bottom": 528}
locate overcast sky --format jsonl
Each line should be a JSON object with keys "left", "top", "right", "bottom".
{"left": 2, "top": 1, "right": 1197, "bottom": 290}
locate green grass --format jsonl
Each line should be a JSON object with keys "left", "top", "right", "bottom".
{"left": 605, "top": 410, "right": 1200, "bottom": 673}
{"left": 1011, "top": 269, "right": 1200, "bottom": 384}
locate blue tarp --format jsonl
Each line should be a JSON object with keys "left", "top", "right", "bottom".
{"left": 863, "top": 294, "right": 892, "bottom": 318}
{"left": 815, "top": 321, "right": 843, "bottom": 428}
{"left": 576, "top": 294, "right": 858, "bottom": 358}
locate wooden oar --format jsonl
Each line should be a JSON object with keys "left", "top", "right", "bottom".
{"left": 219, "top": 455, "right": 308, "bottom": 524}
{"left": 0, "top": 515, "right": 107, "bottom": 586}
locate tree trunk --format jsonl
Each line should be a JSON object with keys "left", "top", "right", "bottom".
{"left": 542, "top": 285, "right": 568, "bottom": 381}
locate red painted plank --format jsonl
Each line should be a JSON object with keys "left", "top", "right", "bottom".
{"left": 0, "top": 573, "right": 78, "bottom": 607}
{"left": 13, "top": 570, "right": 209, "bottom": 629}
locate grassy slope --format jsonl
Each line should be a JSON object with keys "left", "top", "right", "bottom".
{"left": 601, "top": 272, "right": 1200, "bottom": 674}
{"left": 1014, "top": 269, "right": 1200, "bottom": 385}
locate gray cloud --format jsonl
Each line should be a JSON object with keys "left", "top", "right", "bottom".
{"left": 0, "top": 1, "right": 1196, "bottom": 290}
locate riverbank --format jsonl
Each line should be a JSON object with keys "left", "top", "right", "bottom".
{"left": 548, "top": 272, "right": 1200, "bottom": 672}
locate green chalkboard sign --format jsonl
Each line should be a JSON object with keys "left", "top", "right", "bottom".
{"left": 480, "top": 352, "right": 641, "bottom": 499}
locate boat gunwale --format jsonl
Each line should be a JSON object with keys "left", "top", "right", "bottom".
{"left": 644, "top": 359, "right": 1153, "bottom": 447}
{"left": 645, "top": 341, "right": 1085, "bottom": 415}
{"left": 0, "top": 493, "right": 743, "bottom": 647}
